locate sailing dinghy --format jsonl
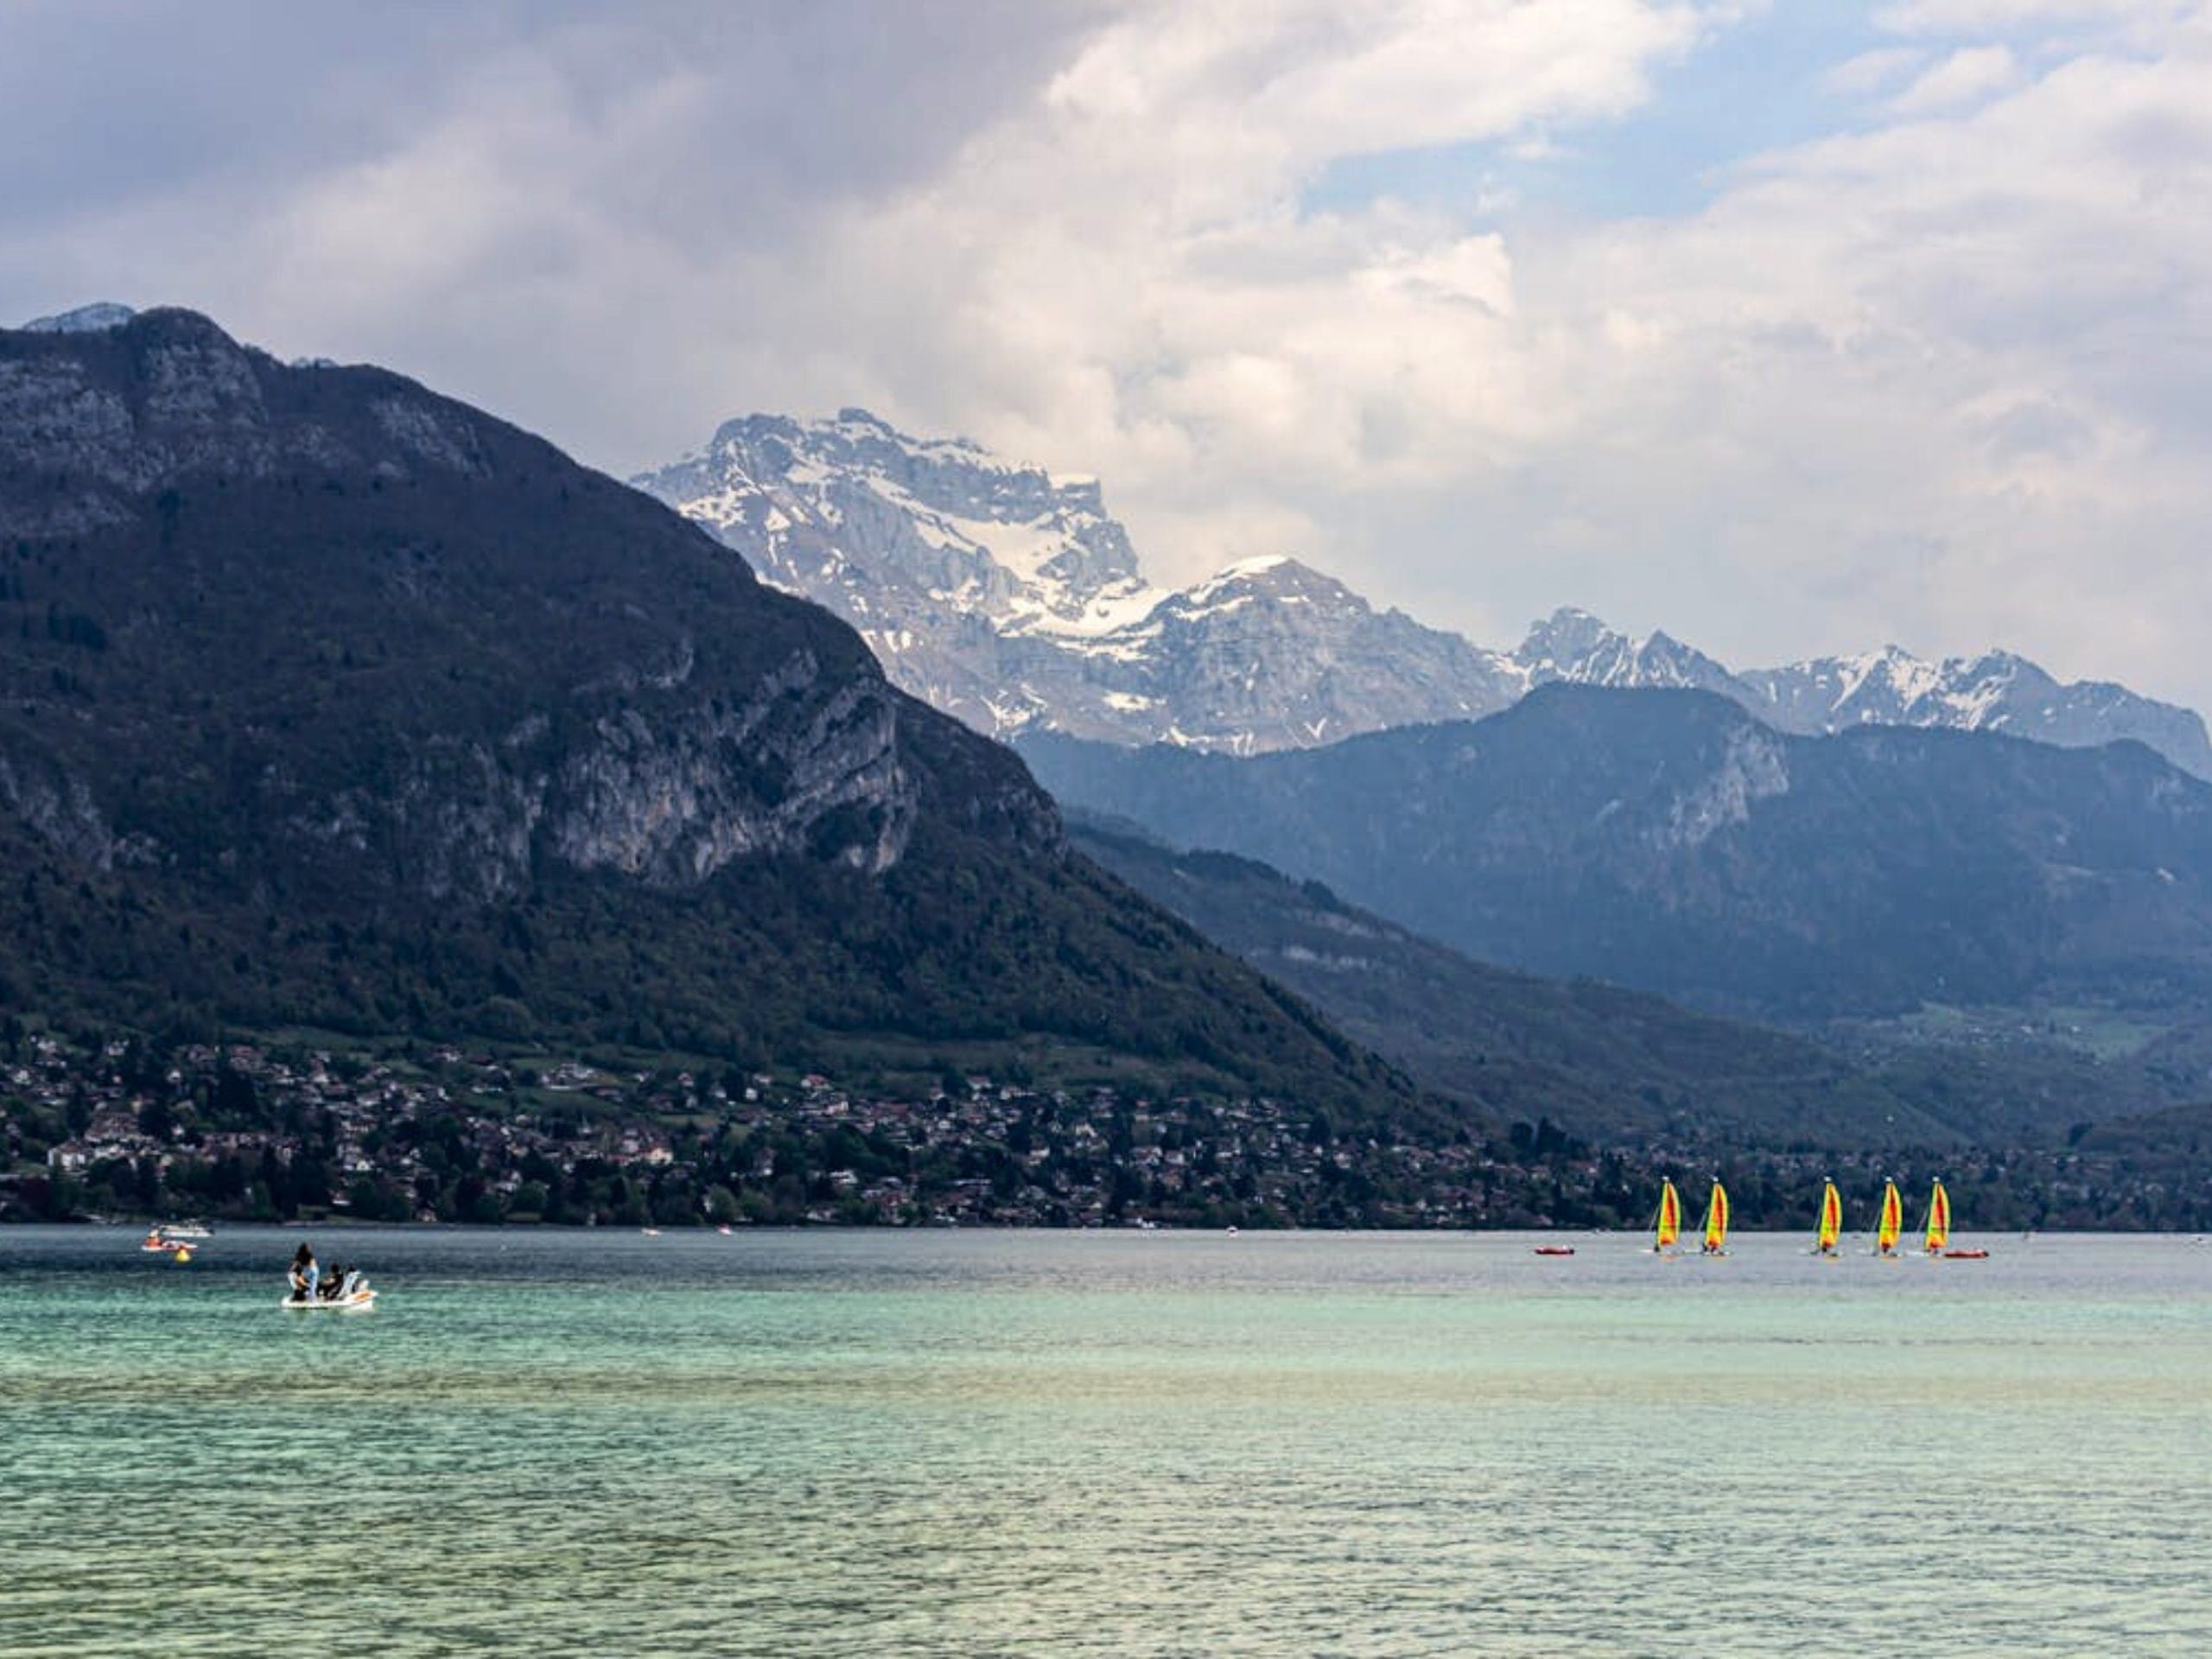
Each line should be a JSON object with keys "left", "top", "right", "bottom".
{"left": 1923, "top": 1179, "right": 1951, "bottom": 1254}
{"left": 1923, "top": 1178, "right": 1989, "bottom": 1257}
{"left": 1652, "top": 1179, "right": 1682, "bottom": 1254}
{"left": 1699, "top": 1179, "right": 1730, "bottom": 1255}
{"left": 1815, "top": 1180, "right": 1843, "bottom": 1256}
{"left": 1875, "top": 1179, "right": 1904, "bottom": 1257}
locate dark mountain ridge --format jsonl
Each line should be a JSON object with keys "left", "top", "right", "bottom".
{"left": 2, "top": 309, "right": 1053, "bottom": 893}
{"left": 0, "top": 309, "right": 1410, "bottom": 1118}
{"left": 1023, "top": 684, "right": 2212, "bottom": 1027}
{"left": 1068, "top": 816, "right": 2164, "bottom": 1147}
{"left": 1068, "top": 817, "right": 1961, "bottom": 1146}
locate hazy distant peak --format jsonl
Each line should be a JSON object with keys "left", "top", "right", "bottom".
{"left": 21, "top": 301, "right": 137, "bottom": 334}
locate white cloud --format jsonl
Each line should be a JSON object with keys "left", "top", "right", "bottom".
{"left": 1886, "top": 43, "right": 2023, "bottom": 110}
{"left": 1874, "top": 0, "right": 2190, "bottom": 33}
{"left": 1434, "top": 16, "right": 2212, "bottom": 690}
{"left": 788, "top": 0, "right": 2212, "bottom": 709}
{"left": 6, "top": 1, "right": 2212, "bottom": 711}
{"left": 1824, "top": 46, "right": 1929, "bottom": 95}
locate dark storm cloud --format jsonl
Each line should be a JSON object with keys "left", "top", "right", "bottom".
{"left": 0, "top": 0, "right": 1109, "bottom": 288}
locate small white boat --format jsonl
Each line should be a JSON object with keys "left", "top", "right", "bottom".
{"left": 283, "top": 1267, "right": 378, "bottom": 1310}
{"left": 281, "top": 1287, "right": 377, "bottom": 1311}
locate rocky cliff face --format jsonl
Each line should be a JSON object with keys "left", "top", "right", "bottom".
{"left": 0, "top": 310, "right": 1065, "bottom": 908}
{"left": 637, "top": 412, "right": 2212, "bottom": 778}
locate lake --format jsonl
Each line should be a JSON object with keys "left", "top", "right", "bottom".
{"left": 3, "top": 1226, "right": 2208, "bottom": 1656}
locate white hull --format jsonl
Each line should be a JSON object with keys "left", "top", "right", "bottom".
{"left": 280, "top": 1290, "right": 377, "bottom": 1311}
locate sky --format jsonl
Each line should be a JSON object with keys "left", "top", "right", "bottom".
{"left": 5, "top": 0, "right": 2211, "bottom": 706}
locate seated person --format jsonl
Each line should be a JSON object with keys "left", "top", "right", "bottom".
{"left": 288, "top": 1243, "right": 318, "bottom": 1302}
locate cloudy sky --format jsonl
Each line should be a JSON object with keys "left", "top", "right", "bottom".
{"left": 5, "top": 1, "right": 2210, "bottom": 704}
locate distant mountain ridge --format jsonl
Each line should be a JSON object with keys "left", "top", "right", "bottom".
{"left": 1022, "top": 684, "right": 2212, "bottom": 1027}
{"left": 634, "top": 412, "right": 2212, "bottom": 777}
{"left": 1067, "top": 814, "right": 2171, "bottom": 1147}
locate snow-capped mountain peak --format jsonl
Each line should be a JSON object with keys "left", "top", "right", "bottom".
{"left": 634, "top": 420, "right": 1517, "bottom": 753}
{"left": 645, "top": 408, "right": 1149, "bottom": 639}
{"left": 1510, "top": 607, "right": 1738, "bottom": 696}
{"left": 22, "top": 302, "right": 137, "bottom": 334}
{"left": 635, "top": 411, "right": 2212, "bottom": 777}
{"left": 1172, "top": 556, "right": 1352, "bottom": 614}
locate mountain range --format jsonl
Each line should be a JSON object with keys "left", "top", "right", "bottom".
{"left": 635, "top": 410, "right": 2212, "bottom": 776}
{"left": 1023, "top": 686, "right": 2212, "bottom": 1032}
{"left": 13, "top": 308, "right": 2206, "bottom": 1171}
{"left": 0, "top": 307, "right": 1414, "bottom": 1121}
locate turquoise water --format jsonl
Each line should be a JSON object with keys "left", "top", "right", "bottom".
{"left": 3, "top": 1227, "right": 2209, "bottom": 1656}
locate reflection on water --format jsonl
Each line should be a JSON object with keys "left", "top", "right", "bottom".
{"left": 4, "top": 1229, "right": 2209, "bottom": 1656}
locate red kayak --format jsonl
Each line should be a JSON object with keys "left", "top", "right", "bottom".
{"left": 1942, "top": 1249, "right": 1990, "bottom": 1259}
{"left": 1531, "top": 1245, "right": 1577, "bottom": 1256}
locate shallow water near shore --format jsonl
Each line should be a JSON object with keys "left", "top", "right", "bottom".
{"left": 4, "top": 1226, "right": 2209, "bottom": 1656}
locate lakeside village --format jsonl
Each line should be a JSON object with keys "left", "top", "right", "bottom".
{"left": 1, "top": 1027, "right": 2203, "bottom": 1232}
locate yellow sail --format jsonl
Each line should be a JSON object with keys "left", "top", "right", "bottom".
{"left": 1816, "top": 1180, "right": 1842, "bottom": 1254}
{"left": 1923, "top": 1179, "right": 1951, "bottom": 1253}
{"left": 1654, "top": 1179, "right": 1681, "bottom": 1251}
{"left": 1876, "top": 1179, "right": 1903, "bottom": 1255}
{"left": 1700, "top": 1179, "right": 1730, "bottom": 1255}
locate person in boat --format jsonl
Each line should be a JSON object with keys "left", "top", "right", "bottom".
{"left": 321, "top": 1263, "right": 363, "bottom": 1301}
{"left": 289, "top": 1243, "right": 319, "bottom": 1303}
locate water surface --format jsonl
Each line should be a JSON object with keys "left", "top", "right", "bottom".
{"left": 4, "top": 1228, "right": 2208, "bottom": 1656}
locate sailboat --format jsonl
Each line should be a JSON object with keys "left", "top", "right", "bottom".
{"left": 1874, "top": 1179, "right": 1904, "bottom": 1257}
{"left": 1699, "top": 1179, "right": 1730, "bottom": 1255}
{"left": 1815, "top": 1179, "right": 1842, "bottom": 1256}
{"left": 1652, "top": 1179, "right": 1682, "bottom": 1254}
{"left": 1923, "top": 1178, "right": 1989, "bottom": 1258}
{"left": 1922, "top": 1179, "right": 1951, "bottom": 1254}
